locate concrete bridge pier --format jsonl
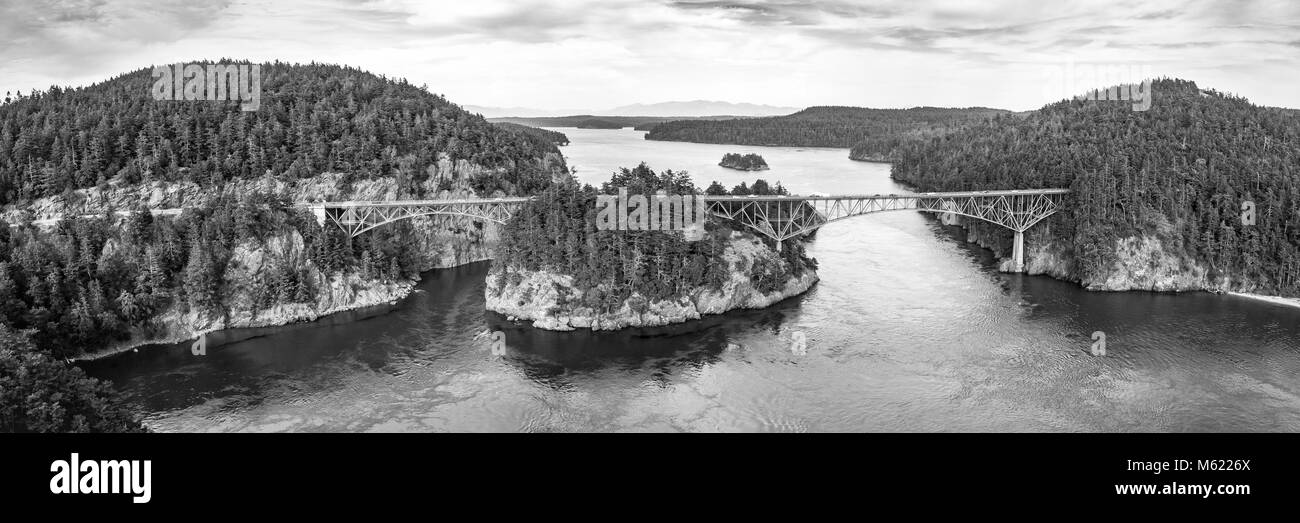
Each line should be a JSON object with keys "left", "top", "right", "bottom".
{"left": 1011, "top": 230, "right": 1025, "bottom": 273}
{"left": 308, "top": 204, "right": 327, "bottom": 227}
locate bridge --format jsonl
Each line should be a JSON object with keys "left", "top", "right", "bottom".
{"left": 305, "top": 189, "right": 1069, "bottom": 273}
{"left": 306, "top": 197, "right": 531, "bottom": 237}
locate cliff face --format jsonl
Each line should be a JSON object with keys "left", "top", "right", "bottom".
{"left": 85, "top": 231, "right": 415, "bottom": 358}
{"left": 484, "top": 231, "right": 818, "bottom": 331}
{"left": 947, "top": 214, "right": 1235, "bottom": 293}
{"left": 54, "top": 153, "right": 568, "bottom": 358}
{"left": 7, "top": 152, "right": 566, "bottom": 219}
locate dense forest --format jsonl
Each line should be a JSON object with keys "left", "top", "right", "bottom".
{"left": 0, "top": 324, "right": 145, "bottom": 432}
{"left": 704, "top": 178, "right": 789, "bottom": 196}
{"left": 719, "top": 153, "right": 769, "bottom": 171}
{"left": 0, "top": 61, "right": 564, "bottom": 431}
{"left": 491, "top": 122, "right": 570, "bottom": 146}
{"left": 0, "top": 61, "right": 563, "bottom": 205}
{"left": 576, "top": 119, "right": 624, "bottom": 129}
{"left": 645, "top": 106, "right": 1009, "bottom": 151}
{"left": 0, "top": 193, "right": 416, "bottom": 358}
{"left": 489, "top": 115, "right": 737, "bottom": 131}
{"left": 892, "top": 78, "right": 1300, "bottom": 293}
{"left": 492, "top": 164, "right": 815, "bottom": 312}
{"left": 0, "top": 192, "right": 418, "bottom": 430}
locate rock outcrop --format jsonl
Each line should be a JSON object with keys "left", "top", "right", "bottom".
{"left": 52, "top": 152, "right": 568, "bottom": 358}
{"left": 485, "top": 231, "right": 818, "bottom": 331}
{"left": 947, "top": 214, "right": 1251, "bottom": 294}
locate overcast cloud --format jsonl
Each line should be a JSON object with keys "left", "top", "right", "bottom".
{"left": 0, "top": 0, "right": 1297, "bottom": 110}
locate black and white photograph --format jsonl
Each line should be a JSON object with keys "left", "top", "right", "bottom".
{"left": 0, "top": 0, "right": 1296, "bottom": 508}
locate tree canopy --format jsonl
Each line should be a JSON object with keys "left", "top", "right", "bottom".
{"left": 892, "top": 78, "right": 1300, "bottom": 292}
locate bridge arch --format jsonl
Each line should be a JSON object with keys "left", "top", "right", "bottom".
{"left": 308, "top": 198, "right": 529, "bottom": 238}
{"left": 702, "top": 190, "right": 1069, "bottom": 271}
{"left": 308, "top": 190, "right": 1070, "bottom": 273}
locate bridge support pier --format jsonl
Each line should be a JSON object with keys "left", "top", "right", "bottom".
{"left": 308, "top": 204, "right": 326, "bottom": 227}
{"left": 1011, "top": 230, "right": 1025, "bottom": 273}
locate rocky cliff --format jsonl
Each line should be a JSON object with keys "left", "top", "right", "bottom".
{"left": 485, "top": 231, "right": 818, "bottom": 331}
{"left": 83, "top": 231, "right": 416, "bottom": 359}
{"left": 55, "top": 152, "right": 568, "bottom": 358}
{"left": 947, "top": 214, "right": 1241, "bottom": 294}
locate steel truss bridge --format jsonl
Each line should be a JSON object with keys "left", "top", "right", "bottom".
{"left": 305, "top": 197, "right": 530, "bottom": 237}
{"left": 304, "top": 189, "right": 1070, "bottom": 272}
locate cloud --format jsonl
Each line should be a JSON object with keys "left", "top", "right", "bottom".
{"left": 0, "top": 0, "right": 1297, "bottom": 110}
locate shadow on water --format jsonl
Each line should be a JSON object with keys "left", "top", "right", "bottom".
{"left": 82, "top": 258, "right": 817, "bottom": 413}
{"left": 484, "top": 285, "right": 813, "bottom": 390}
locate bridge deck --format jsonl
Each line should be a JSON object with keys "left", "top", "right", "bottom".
{"left": 700, "top": 189, "right": 1071, "bottom": 201}
{"left": 297, "top": 189, "right": 1070, "bottom": 208}
{"left": 301, "top": 197, "right": 532, "bottom": 208}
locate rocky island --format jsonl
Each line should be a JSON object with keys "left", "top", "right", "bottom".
{"left": 485, "top": 164, "right": 817, "bottom": 331}
{"left": 719, "top": 153, "right": 770, "bottom": 171}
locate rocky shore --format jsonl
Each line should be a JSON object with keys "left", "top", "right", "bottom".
{"left": 944, "top": 213, "right": 1282, "bottom": 296}
{"left": 42, "top": 152, "right": 567, "bottom": 360}
{"left": 485, "top": 231, "right": 818, "bottom": 331}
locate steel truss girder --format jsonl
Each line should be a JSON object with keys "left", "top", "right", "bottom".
{"left": 311, "top": 198, "right": 529, "bottom": 238}
{"left": 701, "top": 190, "right": 1069, "bottom": 243}
{"left": 307, "top": 190, "right": 1070, "bottom": 243}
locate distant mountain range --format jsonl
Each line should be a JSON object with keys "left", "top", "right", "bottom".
{"left": 465, "top": 100, "right": 801, "bottom": 118}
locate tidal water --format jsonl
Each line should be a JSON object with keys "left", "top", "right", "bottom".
{"left": 82, "top": 127, "right": 1300, "bottom": 432}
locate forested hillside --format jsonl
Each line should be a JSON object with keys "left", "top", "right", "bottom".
{"left": 0, "top": 62, "right": 566, "bottom": 431}
{"left": 893, "top": 78, "right": 1300, "bottom": 294}
{"left": 645, "top": 106, "right": 1009, "bottom": 152}
{"left": 0, "top": 61, "right": 563, "bottom": 203}
{"left": 492, "top": 122, "right": 570, "bottom": 146}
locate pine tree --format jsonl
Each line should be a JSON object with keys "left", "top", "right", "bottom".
{"left": 183, "top": 243, "right": 217, "bottom": 311}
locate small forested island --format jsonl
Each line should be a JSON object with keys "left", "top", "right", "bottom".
{"left": 576, "top": 118, "right": 624, "bottom": 129}
{"left": 486, "top": 163, "right": 817, "bottom": 331}
{"left": 719, "top": 153, "right": 769, "bottom": 171}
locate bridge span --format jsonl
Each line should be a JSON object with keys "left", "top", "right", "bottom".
{"left": 306, "top": 189, "right": 1070, "bottom": 273}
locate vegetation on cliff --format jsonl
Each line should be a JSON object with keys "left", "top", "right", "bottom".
{"left": 646, "top": 106, "right": 1008, "bottom": 151}
{"left": 0, "top": 61, "right": 566, "bottom": 430}
{"left": 892, "top": 78, "right": 1300, "bottom": 294}
{"left": 719, "top": 153, "right": 769, "bottom": 171}
{"left": 0, "top": 61, "right": 564, "bottom": 357}
{"left": 0, "top": 61, "right": 563, "bottom": 205}
{"left": 0, "top": 192, "right": 419, "bottom": 359}
{"left": 0, "top": 324, "right": 145, "bottom": 432}
{"left": 491, "top": 164, "right": 816, "bottom": 315}
{"left": 492, "top": 122, "right": 570, "bottom": 146}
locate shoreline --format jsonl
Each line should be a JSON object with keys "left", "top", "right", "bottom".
{"left": 1228, "top": 292, "right": 1300, "bottom": 310}
{"left": 69, "top": 278, "right": 418, "bottom": 362}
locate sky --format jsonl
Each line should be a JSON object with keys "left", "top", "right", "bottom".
{"left": 1, "top": 0, "right": 1297, "bottom": 111}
